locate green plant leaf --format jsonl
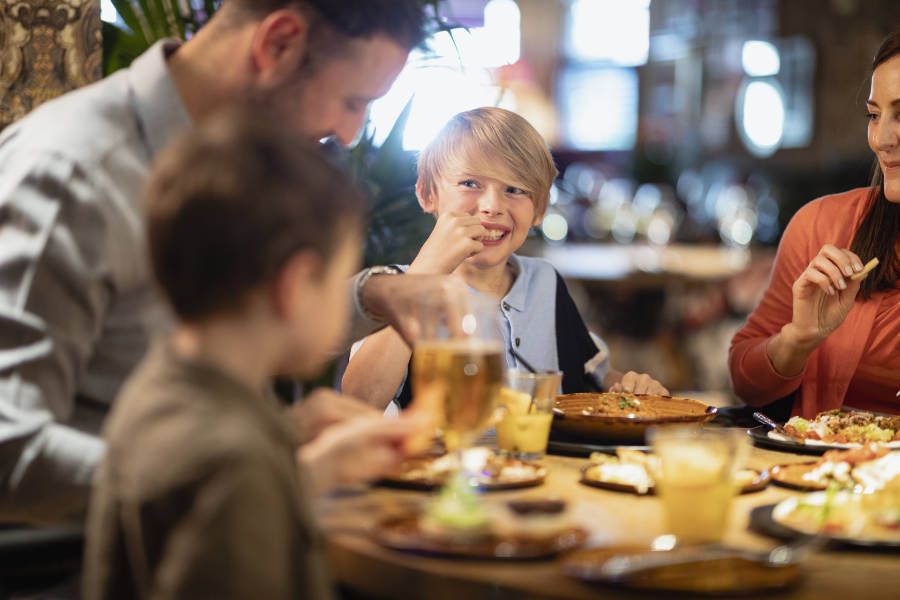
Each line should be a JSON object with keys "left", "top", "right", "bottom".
{"left": 146, "top": 0, "right": 171, "bottom": 39}
{"left": 163, "top": 0, "right": 187, "bottom": 39}
{"left": 368, "top": 96, "right": 417, "bottom": 193}
{"left": 110, "top": 0, "right": 149, "bottom": 46}
{"left": 102, "top": 22, "right": 148, "bottom": 74}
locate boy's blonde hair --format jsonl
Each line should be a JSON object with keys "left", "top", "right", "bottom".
{"left": 417, "top": 107, "right": 557, "bottom": 218}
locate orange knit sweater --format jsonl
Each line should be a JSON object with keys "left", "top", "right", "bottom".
{"left": 729, "top": 187, "right": 900, "bottom": 417}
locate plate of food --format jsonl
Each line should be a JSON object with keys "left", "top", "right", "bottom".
{"left": 770, "top": 443, "right": 899, "bottom": 491}
{"left": 765, "top": 487, "right": 900, "bottom": 548}
{"left": 580, "top": 448, "right": 769, "bottom": 495}
{"left": 562, "top": 545, "right": 800, "bottom": 594}
{"left": 750, "top": 409, "right": 900, "bottom": 454}
{"left": 377, "top": 448, "right": 546, "bottom": 491}
{"left": 373, "top": 477, "right": 587, "bottom": 559}
{"left": 553, "top": 393, "right": 717, "bottom": 443}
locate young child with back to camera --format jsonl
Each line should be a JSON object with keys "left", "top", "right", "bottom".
{"left": 82, "top": 110, "right": 426, "bottom": 600}
{"left": 342, "top": 107, "right": 667, "bottom": 412}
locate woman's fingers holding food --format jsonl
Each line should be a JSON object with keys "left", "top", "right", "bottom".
{"left": 817, "top": 245, "right": 864, "bottom": 278}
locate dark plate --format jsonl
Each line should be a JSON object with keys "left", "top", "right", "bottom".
{"left": 373, "top": 515, "right": 587, "bottom": 560}
{"left": 546, "top": 433, "right": 651, "bottom": 457}
{"left": 377, "top": 456, "right": 546, "bottom": 491}
{"left": 562, "top": 545, "right": 801, "bottom": 594}
{"left": 747, "top": 426, "right": 831, "bottom": 455}
{"left": 749, "top": 503, "right": 900, "bottom": 551}
{"left": 580, "top": 464, "right": 770, "bottom": 495}
{"left": 747, "top": 425, "right": 900, "bottom": 454}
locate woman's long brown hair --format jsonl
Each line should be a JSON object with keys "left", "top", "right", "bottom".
{"left": 851, "top": 29, "right": 900, "bottom": 299}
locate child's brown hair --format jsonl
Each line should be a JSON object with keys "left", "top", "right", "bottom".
{"left": 417, "top": 107, "right": 557, "bottom": 217}
{"left": 146, "top": 108, "right": 367, "bottom": 321}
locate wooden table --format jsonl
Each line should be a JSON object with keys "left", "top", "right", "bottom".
{"left": 321, "top": 443, "right": 900, "bottom": 599}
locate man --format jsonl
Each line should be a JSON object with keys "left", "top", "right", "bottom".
{"left": 0, "top": 0, "right": 454, "bottom": 524}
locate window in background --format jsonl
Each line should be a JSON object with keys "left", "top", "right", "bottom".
{"left": 735, "top": 37, "right": 814, "bottom": 157}
{"left": 559, "top": 67, "right": 639, "bottom": 151}
{"left": 558, "top": 0, "right": 650, "bottom": 151}
{"left": 367, "top": 0, "right": 521, "bottom": 151}
{"left": 101, "top": 0, "right": 118, "bottom": 23}
{"left": 565, "top": 0, "right": 650, "bottom": 66}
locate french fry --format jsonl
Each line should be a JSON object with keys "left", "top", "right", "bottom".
{"left": 849, "top": 257, "right": 879, "bottom": 281}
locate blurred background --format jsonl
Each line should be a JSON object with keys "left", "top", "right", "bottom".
{"left": 91, "top": 0, "right": 900, "bottom": 398}
{"left": 354, "top": 0, "right": 897, "bottom": 401}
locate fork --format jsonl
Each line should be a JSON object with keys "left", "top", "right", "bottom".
{"left": 752, "top": 411, "right": 804, "bottom": 443}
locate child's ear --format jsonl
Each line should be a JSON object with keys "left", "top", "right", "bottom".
{"left": 532, "top": 209, "right": 544, "bottom": 228}
{"left": 250, "top": 10, "right": 309, "bottom": 87}
{"left": 272, "top": 250, "right": 320, "bottom": 319}
{"left": 415, "top": 179, "right": 437, "bottom": 214}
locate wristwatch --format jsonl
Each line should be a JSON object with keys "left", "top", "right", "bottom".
{"left": 355, "top": 265, "right": 403, "bottom": 321}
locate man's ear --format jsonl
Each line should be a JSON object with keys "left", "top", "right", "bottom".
{"left": 416, "top": 179, "right": 437, "bottom": 214}
{"left": 250, "top": 9, "right": 310, "bottom": 87}
{"left": 272, "top": 250, "right": 320, "bottom": 319}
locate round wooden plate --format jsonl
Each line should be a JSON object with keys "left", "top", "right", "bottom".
{"left": 373, "top": 515, "right": 587, "bottom": 559}
{"left": 769, "top": 462, "right": 829, "bottom": 491}
{"left": 377, "top": 456, "right": 547, "bottom": 491}
{"left": 580, "top": 465, "right": 770, "bottom": 495}
{"left": 562, "top": 545, "right": 800, "bottom": 594}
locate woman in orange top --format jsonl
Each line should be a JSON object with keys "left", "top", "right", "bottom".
{"left": 730, "top": 29, "right": 900, "bottom": 418}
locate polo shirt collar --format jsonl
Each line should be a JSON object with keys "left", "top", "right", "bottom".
{"left": 501, "top": 254, "right": 527, "bottom": 312}
{"left": 127, "top": 40, "right": 192, "bottom": 159}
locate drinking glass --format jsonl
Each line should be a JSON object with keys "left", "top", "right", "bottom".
{"left": 648, "top": 425, "right": 747, "bottom": 545}
{"left": 496, "top": 371, "right": 562, "bottom": 460}
{"left": 410, "top": 294, "right": 504, "bottom": 455}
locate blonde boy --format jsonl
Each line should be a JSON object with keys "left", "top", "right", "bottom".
{"left": 342, "top": 107, "right": 667, "bottom": 410}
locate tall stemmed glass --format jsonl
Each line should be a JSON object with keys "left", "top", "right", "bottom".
{"left": 410, "top": 293, "right": 504, "bottom": 472}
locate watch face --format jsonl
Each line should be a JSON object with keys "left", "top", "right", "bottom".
{"left": 374, "top": 266, "right": 402, "bottom": 275}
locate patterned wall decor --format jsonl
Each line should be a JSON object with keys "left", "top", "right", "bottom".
{"left": 0, "top": 0, "right": 102, "bottom": 130}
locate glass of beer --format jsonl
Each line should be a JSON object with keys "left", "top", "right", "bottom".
{"left": 410, "top": 294, "right": 504, "bottom": 454}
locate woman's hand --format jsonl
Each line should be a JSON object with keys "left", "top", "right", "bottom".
{"left": 789, "top": 244, "right": 865, "bottom": 345}
{"left": 408, "top": 212, "right": 486, "bottom": 275}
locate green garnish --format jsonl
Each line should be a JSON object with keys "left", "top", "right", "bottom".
{"left": 618, "top": 395, "right": 635, "bottom": 409}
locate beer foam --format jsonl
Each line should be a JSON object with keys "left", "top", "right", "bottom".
{"left": 416, "top": 339, "right": 504, "bottom": 353}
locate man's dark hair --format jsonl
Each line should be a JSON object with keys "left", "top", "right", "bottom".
{"left": 146, "top": 107, "right": 367, "bottom": 321}
{"left": 223, "top": 0, "right": 429, "bottom": 52}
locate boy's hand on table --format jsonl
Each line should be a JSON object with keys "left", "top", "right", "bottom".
{"left": 287, "top": 389, "right": 381, "bottom": 445}
{"left": 360, "top": 273, "right": 470, "bottom": 346}
{"left": 409, "top": 212, "right": 486, "bottom": 274}
{"left": 608, "top": 371, "right": 669, "bottom": 395}
{"left": 296, "top": 413, "right": 430, "bottom": 496}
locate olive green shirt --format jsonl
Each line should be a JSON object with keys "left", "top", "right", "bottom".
{"left": 83, "top": 342, "right": 334, "bottom": 600}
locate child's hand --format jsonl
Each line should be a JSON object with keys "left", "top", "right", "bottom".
{"left": 409, "top": 212, "right": 487, "bottom": 274}
{"left": 609, "top": 371, "right": 669, "bottom": 395}
{"left": 285, "top": 389, "right": 381, "bottom": 445}
{"left": 296, "top": 413, "right": 430, "bottom": 496}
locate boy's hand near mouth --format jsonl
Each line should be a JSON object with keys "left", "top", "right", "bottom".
{"left": 409, "top": 212, "right": 487, "bottom": 275}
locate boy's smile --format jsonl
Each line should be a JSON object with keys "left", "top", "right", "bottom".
{"left": 481, "top": 223, "right": 510, "bottom": 244}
